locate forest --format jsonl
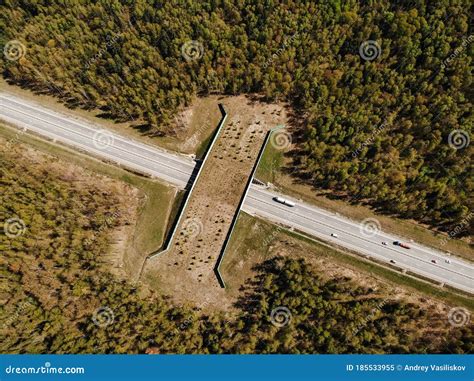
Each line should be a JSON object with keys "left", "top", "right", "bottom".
{"left": 1, "top": 140, "right": 472, "bottom": 354}
{"left": 1, "top": 1, "right": 472, "bottom": 231}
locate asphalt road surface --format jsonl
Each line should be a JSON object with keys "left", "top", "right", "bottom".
{"left": 1, "top": 91, "right": 473, "bottom": 293}
{"left": 243, "top": 187, "right": 474, "bottom": 294}
{"left": 1, "top": 93, "right": 194, "bottom": 188}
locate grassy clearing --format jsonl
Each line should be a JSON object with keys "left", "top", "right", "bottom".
{"left": 195, "top": 130, "right": 215, "bottom": 160}
{"left": 221, "top": 212, "right": 473, "bottom": 311}
{"left": 254, "top": 139, "right": 283, "bottom": 183}
{"left": 0, "top": 123, "right": 177, "bottom": 279}
{"left": 156, "top": 189, "right": 186, "bottom": 251}
{"left": 151, "top": 95, "right": 223, "bottom": 155}
{"left": 254, "top": 144, "right": 473, "bottom": 261}
{"left": 128, "top": 181, "right": 177, "bottom": 253}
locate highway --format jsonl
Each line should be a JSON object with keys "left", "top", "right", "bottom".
{"left": 1, "top": 91, "right": 473, "bottom": 294}
{"left": 243, "top": 187, "right": 474, "bottom": 293}
{"left": 0, "top": 93, "right": 194, "bottom": 188}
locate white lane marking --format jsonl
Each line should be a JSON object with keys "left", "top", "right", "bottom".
{"left": 0, "top": 114, "right": 188, "bottom": 188}
{"left": 244, "top": 194, "right": 474, "bottom": 282}
{"left": 1, "top": 103, "right": 195, "bottom": 178}
{"left": 249, "top": 187, "right": 474, "bottom": 271}
{"left": 1, "top": 94, "right": 195, "bottom": 168}
{"left": 242, "top": 204, "right": 473, "bottom": 293}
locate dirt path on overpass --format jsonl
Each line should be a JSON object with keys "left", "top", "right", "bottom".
{"left": 143, "top": 95, "right": 287, "bottom": 312}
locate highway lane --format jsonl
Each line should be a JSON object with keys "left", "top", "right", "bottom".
{"left": 1, "top": 93, "right": 195, "bottom": 188}
{"left": 1, "top": 90, "right": 473, "bottom": 293}
{"left": 243, "top": 187, "right": 474, "bottom": 294}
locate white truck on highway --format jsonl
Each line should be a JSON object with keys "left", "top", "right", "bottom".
{"left": 274, "top": 196, "right": 296, "bottom": 207}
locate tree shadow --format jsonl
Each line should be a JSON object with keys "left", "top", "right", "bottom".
{"left": 233, "top": 257, "right": 284, "bottom": 314}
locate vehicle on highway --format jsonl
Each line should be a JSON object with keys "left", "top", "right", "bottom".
{"left": 431, "top": 259, "right": 438, "bottom": 264}
{"left": 393, "top": 241, "right": 411, "bottom": 249}
{"left": 445, "top": 259, "right": 451, "bottom": 264}
{"left": 390, "top": 260, "right": 396, "bottom": 264}
{"left": 331, "top": 233, "right": 338, "bottom": 238}
{"left": 382, "top": 241, "right": 387, "bottom": 245}
{"left": 273, "top": 196, "right": 296, "bottom": 207}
